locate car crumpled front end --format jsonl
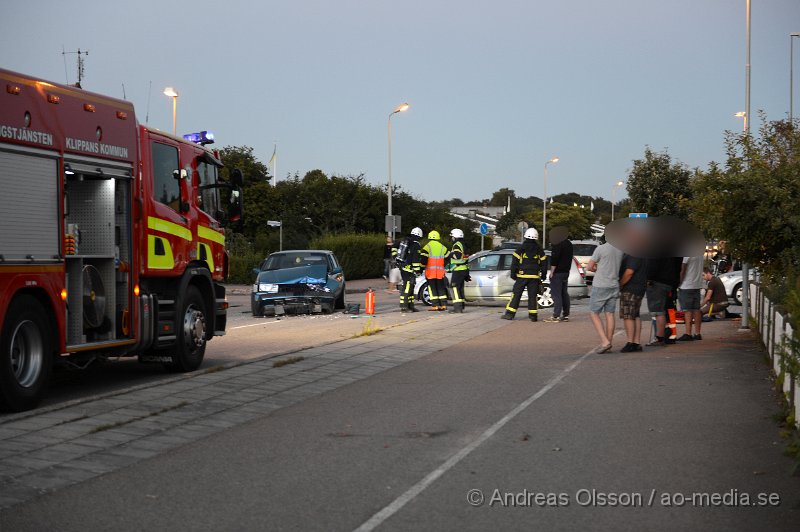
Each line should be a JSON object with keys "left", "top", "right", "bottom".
{"left": 251, "top": 264, "right": 336, "bottom": 316}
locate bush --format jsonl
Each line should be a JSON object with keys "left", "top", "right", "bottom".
{"left": 226, "top": 232, "right": 262, "bottom": 284}
{"left": 311, "top": 233, "right": 386, "bottom": 279}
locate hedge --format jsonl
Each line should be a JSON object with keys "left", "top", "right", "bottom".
{"left": 225, "top": 232, "right": 388, "bottom": 284}
{"left": 310, "top": 233, "right": 387, "bottom": 280}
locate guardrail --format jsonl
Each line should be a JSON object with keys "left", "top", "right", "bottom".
{"left": 749, "top": 279, "right": 799, "bottom": 427}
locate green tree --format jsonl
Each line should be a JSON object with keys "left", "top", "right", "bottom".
{"left": 530, "top": 203, "right": 593, "bottom": 243}
{"left": 219, "top": 145, "right": 271, "bottom": 186}
{"left": 690, "top": 118, "right": 800, "bottom": 282}
{"left": 490, "top": 188, "right": 515, "bottom": 207}
{"left": 627, "top": 147, "right": 692, "bottom": 218}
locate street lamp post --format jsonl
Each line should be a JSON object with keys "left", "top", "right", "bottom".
{"left": 542, "top": 157, "right": 559, "bottom": 249}
{"left": 611, "top": 180, "right": 624, "bottom": 221}
{"left": 163, "top": 87, "right": 178, "bottom": 135}
{"left": 791, "top": 33, "right": 800, "bottom": 123}
{"left": 740, "top": 0, "right": 752, "bottom": 331}
{"left": 387, "top": 103, "right": 410, "bottom": 240}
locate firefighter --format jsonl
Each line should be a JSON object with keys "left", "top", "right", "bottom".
{"left": 502, "top": 228, "right": 546, "bottom": 321}
{"left": 420, "top": 230, "right": 449, "bottom": 311}
{"left": 447, "top": 228, "right": 469, "bottom": 313}
{"left": 397, "top": 227, "right": 424, "bottom": 312}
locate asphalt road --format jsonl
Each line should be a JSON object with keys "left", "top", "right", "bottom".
{"left": 1, "top": 303, "right": 797, "bottom": 531}
{"left": 28, "top": 286, "right": 407, "bottom": 409}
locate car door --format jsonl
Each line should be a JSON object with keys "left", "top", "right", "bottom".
{"left": 464, "top": 253, "right": 503, "bottom": 299}
{"left": 496, "top": 253, "right": 518, "bottom": 299}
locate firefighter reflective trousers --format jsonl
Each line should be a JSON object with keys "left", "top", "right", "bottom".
{"left": 427, "top": 278, "right": 448, "bottom": 307}
{"left": 450, "top": 270, "right": 468, "bottom": 308}
{"left": 400, "top": 269, "right": 417, "bottom": 309}
{"left": 506, "top": 278, "right": 540, "bottom": 316}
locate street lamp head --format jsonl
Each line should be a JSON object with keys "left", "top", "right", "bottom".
{"left": 791, "top": 32, "right": 800, "bottom": 37}
{"left": 393, "top": 103, "right": 410, "bottom": 114}
{"left": 549, "top": 157, "right": 560, "bottom": 164}
{"left": 163, "top": 87, "right": 178, "bottom": 98}
{"left": 734, "top": 111, "right": 746, "bottom": 117}
{"left": 616, "top": 180, "right": 624, "bottom": 187}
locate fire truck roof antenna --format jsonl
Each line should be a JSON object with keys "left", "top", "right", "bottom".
{"left": 61, "top": 47, "right": 89, "bottom": 88}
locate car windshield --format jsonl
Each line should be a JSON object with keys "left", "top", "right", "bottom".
{"left": 573, "top": 244, "right": 597, "bottom": 256}
{"left": 263, "top": 253, "right": 328, "bottom": 271}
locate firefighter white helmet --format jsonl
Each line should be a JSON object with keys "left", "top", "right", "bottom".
{"left": 524, "top": 228, "right": 539, "bottom": 240}
{"left": 411, "top": 227, "right": 423, "bottom": 237}
{"left": 450, "top": 228, "right": 464, "bottom": 239}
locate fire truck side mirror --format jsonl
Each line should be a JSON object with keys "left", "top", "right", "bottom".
{"left": 231, "top": 168, "right": 244, "bottom": 187}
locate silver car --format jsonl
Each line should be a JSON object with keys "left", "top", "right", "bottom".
{"left": 414, "top": 249, "right": 588, "bottom": 308}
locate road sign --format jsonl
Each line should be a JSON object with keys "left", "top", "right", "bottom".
{"left": 479, "top": 223, "right": 489, "bottom": 236}
{"left": 267, "top": 220, "right": 282, "bottom": 227}
{"left": 385, "top": 215, "right": 401, "bottom": 234}
{"left": 628, "top": 213, "right": 648, "bottom": 219}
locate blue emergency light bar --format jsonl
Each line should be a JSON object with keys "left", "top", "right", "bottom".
{"left": 183, "top": 131, "right": 215, "bottom": 145}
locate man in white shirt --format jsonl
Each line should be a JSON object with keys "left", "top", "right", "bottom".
{"left": 587, "top": 241, "right": 625, "bottom": 353}
{"left": 677, "top": 255, "right": 704, "bottom": 341}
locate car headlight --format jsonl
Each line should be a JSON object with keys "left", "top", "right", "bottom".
{"left": 258, "top": 283, "right": 279, "bottom": 293}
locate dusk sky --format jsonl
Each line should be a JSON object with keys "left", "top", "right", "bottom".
{"left": 2, "top": 0, "right": 798, "bottom": 203}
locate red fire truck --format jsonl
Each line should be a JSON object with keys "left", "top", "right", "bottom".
{"left": 0, "top": 68, "right": 243, "bottom": 411}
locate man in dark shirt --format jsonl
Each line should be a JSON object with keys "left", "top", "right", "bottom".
{"left": 619, "top": 254, "right": 646, "bottom": 352}
{"left": 645, "top": 257, "right": 683, "bottom": 345}
{"left": 544, "top": 237, "right": 574, "bottom": 322}
{"left": 700, "top": 267, "right": 730, "bottom": 317}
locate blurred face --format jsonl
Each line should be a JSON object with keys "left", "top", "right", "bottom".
{"left": 386, "top": 237, "right": 393, "bottom": 244}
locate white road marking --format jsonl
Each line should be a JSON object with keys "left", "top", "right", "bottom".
{"left": 229, "top": 321, "right": 283, "bottom": 330}
{"left": 354, "top": 332, "right": 622, "bottom": 532}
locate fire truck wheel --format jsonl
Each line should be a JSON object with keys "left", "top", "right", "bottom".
{"left": 165, "top": 286, "right": 207, "bottom": 372}
{"left": 0, "top": 295, "right": 53, "bottom": 412}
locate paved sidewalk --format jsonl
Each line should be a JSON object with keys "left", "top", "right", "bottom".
{"left": 0, "top": 307, "right": 505, "bottom": 509}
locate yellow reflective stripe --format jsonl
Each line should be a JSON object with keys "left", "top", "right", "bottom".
{"left": 148, "top": 235, "right": 174, "bottom": 269}
{"left": 198, "top": 242, "right": 215, "bottom": 272}
{"left": 198, "top": 225, "right": 225, "bottom": 246}
{"left": 147, "top": 216, "right": 192, "bottom": 242}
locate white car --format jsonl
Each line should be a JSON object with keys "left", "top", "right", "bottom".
{"left": 413, "top": 249, "right": 588, "bottom": 308}
{"left": 718, "top": 269, "right": 754, "bottom": 305}
{"left": 571, "top": 240, "right": 599, "bottom": 285}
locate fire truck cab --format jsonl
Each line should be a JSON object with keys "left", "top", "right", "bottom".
{"left": 0, "top": 68, "right": 243, "bottom": 411}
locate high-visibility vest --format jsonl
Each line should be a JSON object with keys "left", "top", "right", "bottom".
{"left": 422, "top": 240, "right": 447, "bottom": 280}
{"left": 449, "top": 240, "right": 468, "bottom": 271}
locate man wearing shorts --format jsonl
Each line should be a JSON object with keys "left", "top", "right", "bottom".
{"left": 588, "top": 241, "right": 625, "bottom": 353}
{"left": 619, "top": 254, "right": 646, "bottom": 352}
{"left": 677, "top": 255, "right": 704, "bottom": 341}
{"left": 646, "top": 257, "right": 683, "bottom": 346}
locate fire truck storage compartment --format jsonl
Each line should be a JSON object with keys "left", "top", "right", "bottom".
{"left": 63, "top": 158, "right": 133, "bottom": 346}
{"left": 0, "top": 147, "right": 60, "bottom": 263}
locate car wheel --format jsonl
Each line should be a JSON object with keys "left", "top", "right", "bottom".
{"left": 334, "top": 288, "right": 346, "bottom": 310}
{"left": 0, "top": 295, "right": 52, "bottom": 412}
{"left": 733, "top": 283, "right": 742, "bottom": 305}
{"left": 537, "top": 284, "right": 554, "bottom": 309}
{"left": 418, "top": 282, "right": 432, "bottom": 306}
